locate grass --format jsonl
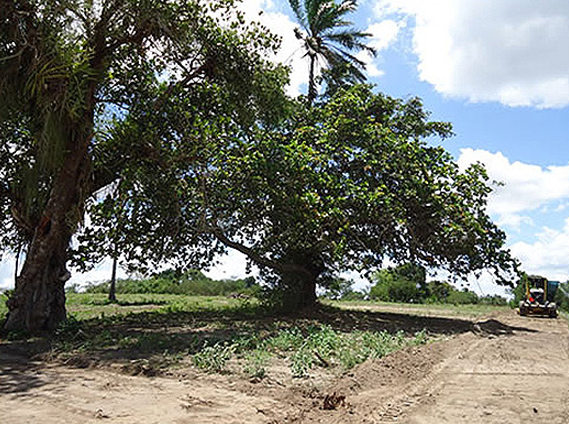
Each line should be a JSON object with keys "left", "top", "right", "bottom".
{"left": 1, "top": 293, "right": 513, "bottom": 380}
{"left": 328, "top": 299, "right": 511, "bottom": 318}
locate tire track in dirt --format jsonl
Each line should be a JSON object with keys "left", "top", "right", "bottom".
{"left": 394, "top": 312, "right": 569, "bottom": 424}
{"left": 281, "top": 311, "right": 569, "bottom": 424}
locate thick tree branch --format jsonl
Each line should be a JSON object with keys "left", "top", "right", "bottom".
{"left": 211, "top": 227, "right": 313, "bottom": 279}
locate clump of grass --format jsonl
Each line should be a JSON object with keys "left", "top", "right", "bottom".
{"left": 192, "top": 342, "right": 235, "bottom": 373}
{"left": 242, "top": 350, "right": 269, "bottom": 380}
{"left": 265, "top": 325, "right": 429, "bottom": 377}
{"left": 290, "top": 347, "right": 314, "bottom": 378}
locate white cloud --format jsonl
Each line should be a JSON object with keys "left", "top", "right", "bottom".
{"left": 375, "top": 0, "right": 569, "bottom": 108}
{"left": 457, "top": 149, "right": 569, "bottom": 280}
{"left": 356, "top": 19, "right": 403, "bottom": 78}
{"left": 367, "top": 19, "right": 402, "bottom": 52}
{"left": 458, "top": 149, "right": 569, "bottom": 229}
{"left": 510, "top": 219, "right": 569, "bottom": 281}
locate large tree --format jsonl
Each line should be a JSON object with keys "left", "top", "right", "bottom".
{"left": 197, "top": 85, "right": 518, "bottom": 310}
{"left": 0, "top": 0, "right": 288, "bottom": 333}
{"left": 289, "top": 0, "right": 375, "bottom": 103}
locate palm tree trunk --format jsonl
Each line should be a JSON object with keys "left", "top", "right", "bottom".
{"left": 308, "top": 54, "right": 317, "bottom": 104}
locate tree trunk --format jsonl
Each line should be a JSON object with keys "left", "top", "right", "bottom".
{"left": 108, "top": 255, "right": 118, "bottom": 303}
{"left": 2, "top": 142, "right": 91, "bottom": 334}
{"left": 280, "top": 263, "right": 321, "bottom": 312}
{"left": 308, "top": 54, "right": 317, "bottom": 104}
{"left": 298, "top": 272, "right": 317, "bottom": 308}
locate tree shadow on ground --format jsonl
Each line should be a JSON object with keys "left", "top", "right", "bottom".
{"left": 0, "top": 302, "right": 538, "bottom": 373}
{"left": 0, "top": 340, "right": 54, "bottom": 396}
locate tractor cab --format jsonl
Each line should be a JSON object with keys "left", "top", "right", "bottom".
{"left": 519, "top": 275, "right": 558, "bottom": 318}
{"left": 528, "top": 277, "right": 546, "bottom": 303}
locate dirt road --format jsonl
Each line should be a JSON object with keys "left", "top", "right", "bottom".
{"left": 1, "top": 310, "right": 568, "bottom": 424}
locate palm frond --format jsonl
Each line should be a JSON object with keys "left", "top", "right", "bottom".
{"left": 325, "top": 30, "right": 377, "bottom": 56}
{"left": 289, "top": 0, "right": 308, "bottom": 30}
{"left": 289, "top": 0, "right": 373, "bottom": 102}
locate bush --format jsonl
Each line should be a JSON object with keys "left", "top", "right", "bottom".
{"left": 479, "top": 295, "right": 508, "bottom": 306}
{"left": 446, "top": 289, "right": 479, "bottom": 305}
{"left": 369, "top": 271, "right": 421, "bottom": 303}
{"left": 555, "top": 282, "right": 569, "bottom": 313}
{"left": 84, "top": 270, "right": 260, "bottom": 297}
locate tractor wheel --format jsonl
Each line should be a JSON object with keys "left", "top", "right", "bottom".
{"left": 519, "top": 301, "right": 528, "bottom": 316}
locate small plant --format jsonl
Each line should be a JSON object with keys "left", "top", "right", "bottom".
{"left": 412, "top": 329, "right": 428, "bottom": 345}
{"left": 55, "top": 315, "right": 84, "bottom": 338}
{"left": 242, "top": 350, "right": 269, "bottom": 380}
{"left": 193, "top": 342, "right": 235, "bottom": 373}
{"left": 290, "top": 346, "right": 313, "bottom": 378}
{"left": 265, "top": 327, "right": 304, "bottom": 353}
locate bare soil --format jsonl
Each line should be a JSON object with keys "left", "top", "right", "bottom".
{"left": 1, "top": 309, "right": 568, "bottom": 424}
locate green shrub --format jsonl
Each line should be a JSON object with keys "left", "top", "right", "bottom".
{"left": 193, "top": 342, "right": 235, "bottom": 373}
{"left": 84, "top": 270, "right": 260, "bottom": 297}
{"left": 446, "top": 289, "right": 479, "bottom": 305}
{"left": 242, "top": 350, "right": 269, "bottom": 379}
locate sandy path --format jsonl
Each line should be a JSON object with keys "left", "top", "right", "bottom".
{"left": 1, "top": 310, "right": 568, "bottom": 424}
{"left": 398, "top": 313, "right": 569, "bottom": 424}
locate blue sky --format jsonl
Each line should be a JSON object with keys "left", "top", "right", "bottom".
{"left": 2, "top": 0, "right": 569, "bottom": 296}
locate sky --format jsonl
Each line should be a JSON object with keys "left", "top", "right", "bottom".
{"left": 2, "top": 0, "right": 569, "bottom": 297}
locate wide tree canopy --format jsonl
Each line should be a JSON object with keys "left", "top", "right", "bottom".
{"left": 193, "top": 85, "right": 518, "bottom": 309}
{"left": 0, "top": 0, "right": 288, "bottom": 333}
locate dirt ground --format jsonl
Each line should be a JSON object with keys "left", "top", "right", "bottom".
{"left": 1, "top": 309, "right": 568, "bottom": 424}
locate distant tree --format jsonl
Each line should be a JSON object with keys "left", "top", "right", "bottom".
{"left": 446, "top": 288, "right": 479, "bottom": 305}
{"left": 321, "top": 277, "right": 355, "bottom": 300}
{"left": 369, "top": 264, "right": 425, "bottom": 303}
{"left": 288, "top": 0, "right": 376, "bottom": 102}
{"left": 425, "top": 280, "right": 453, "bottom": 303}
{"left": 479, "top": 294, "right": 508, "bottom": 306}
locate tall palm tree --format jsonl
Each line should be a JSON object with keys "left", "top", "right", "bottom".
{"left": 289, "top": 0, "right": 376, "bottom": 103}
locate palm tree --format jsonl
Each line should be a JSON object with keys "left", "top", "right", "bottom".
{"left": 289, "top": 0, "right": 376, "bottom": 103}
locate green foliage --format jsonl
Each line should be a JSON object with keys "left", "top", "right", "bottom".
{"left": 369, "top": 264, "right": 425, "bottom": 303}
{"left": 1, "top": 0, "right": 290, "bottom": 333}
{"left": 478, "top": 295, "right": 508, "bottom": 306}
{"left": 446, "top": 289, "right": 479, "bottom": 305}
{"left": 83, "top": 270, "right": 260, "bottom": 297}
{"left": 554, "top": 281, "right": 569, "bottom": 313}
{"left": 264, "top": 327, "right": 305, "bottom": 352}
{"left": 200, "top": 85, "right": 517, "bottom": 312}
{"left": 283, "top": 325, "right": 428, "bottom": 377}
{"left": 508, "top": 274, "right": 528, "bottom": 306}
{"left": 321, "top": 278, "right": 359, "bottom": 300}
{"left": 424, "top": 281, "right": 453, "bottom": 303}
{"left": 368, "top": 264, "right": 494, "bottom": 305}
{"left": 242, "top": 350, "right": 269, "bottom": 380}
{"left": 192, "top": 341, "right": 235, "bottom": 373}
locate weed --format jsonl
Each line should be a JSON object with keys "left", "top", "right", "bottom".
{"left": 242, "top": 350, "right": 269, "bottom": 380}
{"left": 193, "top": 342, "right": 235, "bottom": 373}
{"left": 412, "top": 329, "right": 428, "bottom": 345}
{"left": 290, "top": 345, "right": 313, "bottom": 378}
{"left": 265, "top": 327, "right": 304, "bottom": 353}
